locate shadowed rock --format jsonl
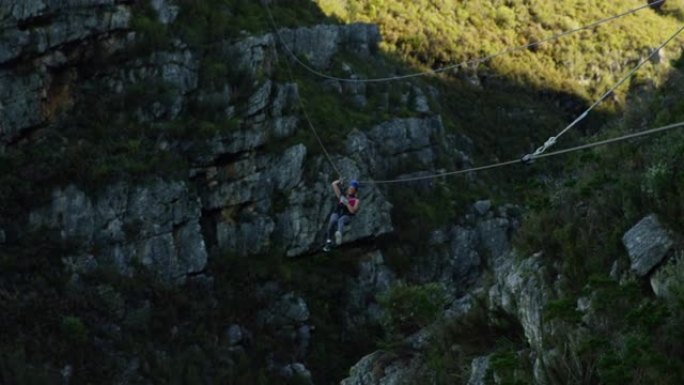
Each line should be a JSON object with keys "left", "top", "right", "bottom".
{"left": 622, "top": 214, "right": 673, "bottom": 276}
{"left": 29, "top": 179, "right": 208, "bottom": 284}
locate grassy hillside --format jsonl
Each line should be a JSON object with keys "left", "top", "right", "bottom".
{"left": 317, "top": 0, "right": 684, "bottom": 106}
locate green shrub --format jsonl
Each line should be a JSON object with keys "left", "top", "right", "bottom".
{"left": 60, "top": 316, "right": 88, "bottom": 345}
{"left": 131, "top": 2, "right": 170, "bottom": 53}
{"left": 317, "top": 0, "right": 683, "bottom": 109}
{"left": 378, "top": 282, "right": 447, "bottom": 338}
{"left": 544, "top": 298, "right": 581, "bottom": 323}
{"left": 489, "top": 349, "right": 531, "bottom": 385}
{"left": 0, "top": 347, "right": 55, "bottom": 385}
{"left": 495, "top": 6, "right": 516, "bottom": 28}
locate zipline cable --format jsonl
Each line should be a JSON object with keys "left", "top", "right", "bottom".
{"left": 524, "top": 23, "right": 684, "bottom": 160}
{"left": 358, "top": 121, "right": 684, "bottom": 184}
{"left": 264, "top": 0, "right": 665, "bottom": 83}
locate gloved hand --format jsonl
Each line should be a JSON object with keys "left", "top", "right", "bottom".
{"left": 339, "top": 196, "right": 348, "bottom": 205}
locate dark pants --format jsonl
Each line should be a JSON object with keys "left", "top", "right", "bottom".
{"left": 327, "top": 212, "right": 350, "bottom": 239}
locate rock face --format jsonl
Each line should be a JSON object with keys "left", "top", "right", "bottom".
{"left": 20, "top": 16, "right": 398, "bottom": 271}
{"left": 198, "top": 142, "right": 393, "bottom": 257}
{"left": 489, "top": 253, "right": 549, "bottom": 354}
{"left": 346, "top": 251, "right": 395, "bottom": 330}
{"left": 108, "top": 49, "right": 200, "bottom": 121}
{"left": 467, "top": 356, "right": 490, "bottom": 385}
{"left": 224, "top": 22, "right": 380, "bottom": 77}
{"left": 0, "top": 0, "right": 131, "bottom": 143}
{"left": 150, "top": 0, "right": 179, "bottom": 24}
{"left": 649, "top": 251, "right": 684, "bottom": 299}
{"left": 340, "top": 203, "right": 527, "bottom": 385}
{"left": 256, "top": 283, "right": 313, "bottom": 363}
{"left": 277, "top": 23, "right": 381, "bottom": 69}
{"left": 346, "top": 116, "right": 447, "bottom": 180}
{"left": 340, "top": 350, "right": 421, "bottom": 385}
{"left": 1, "top": 2, "right": 492, "bottom": 383}
{"left": 622, "top": 214, "right": 673, "bottom": 276}
{"left": 411, "top": 203, "right": 520, "bottom": 297}
{"left": 185, "top": 23, "right": 397, "bottom": 258}
{"left": 0, "top": 1, "right": 130, "bottom": 64}
{"left": 0, "top": 72, "right": 47, "bottom": 142}
{"left": 29, "top": 180, "right": 208, "bottom": 284}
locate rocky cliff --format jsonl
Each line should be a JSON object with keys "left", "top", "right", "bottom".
{"left": 2, "top": 1, "right": 684, "bottom": 384}
{"left": 0, "top": 0, "right": 470, "bottom": 382}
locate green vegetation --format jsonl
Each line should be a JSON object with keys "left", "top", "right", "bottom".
{"left": 132, "top": 0, "right": 333, "bottom": 52}
{"left": 308, "top": 2, "right": 684, "bottom": 384}
{"left": 403, "top": 300, "right": 530, "bottom": 385}
{"left": 377, "top": 282, "right": 447, "bottom": 339}
{"left": 488, "top": 349, "right": 532, "bottom": 385}
{"left": 507, "top": 58, "right": 684, "bottom": 383}
{"left": 0, "top": 232, "right": 378, "bottom": 384}
{"left": 318, "top": 0, "right": 684, "bottom": 106}
{"left": 3, "top": 0, "right": 684, "bottom": 384}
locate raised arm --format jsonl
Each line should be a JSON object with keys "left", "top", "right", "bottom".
{"left": 332, "top": 179, "right": 342, "bottom": 198}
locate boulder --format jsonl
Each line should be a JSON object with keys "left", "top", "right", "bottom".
{"left": 473, "top": 200, "right": 492, "bottom": 216}
{"left": 29, "top": 185, "right": 95, "bottom": 242}
{"left": 622, "top": 214, "right": 673, "bottom": 276}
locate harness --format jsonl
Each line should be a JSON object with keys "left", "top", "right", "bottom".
{"left": 336, "top": 195, "right": 358, "bottom": 216}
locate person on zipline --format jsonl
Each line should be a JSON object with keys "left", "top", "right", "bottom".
{"left": 324, "top": 178, "right": 360, "bottom": 252}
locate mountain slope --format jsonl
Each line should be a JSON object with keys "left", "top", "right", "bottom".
{"left": 1, "top": 1, "right": 683, "bottom": 385}
{"left": 318, "top": 0, "right": 684, "bottom": 103}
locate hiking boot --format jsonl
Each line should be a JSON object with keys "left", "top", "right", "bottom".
{"left": 334, "top": 231, "right": 342, "bottom": 246}
{"left": 323, "top": 239, "right": 332, "bottom": 252}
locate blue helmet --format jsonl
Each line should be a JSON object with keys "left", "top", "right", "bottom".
{"left": 349, "top": 179, "right": 360, "bottom": 190}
